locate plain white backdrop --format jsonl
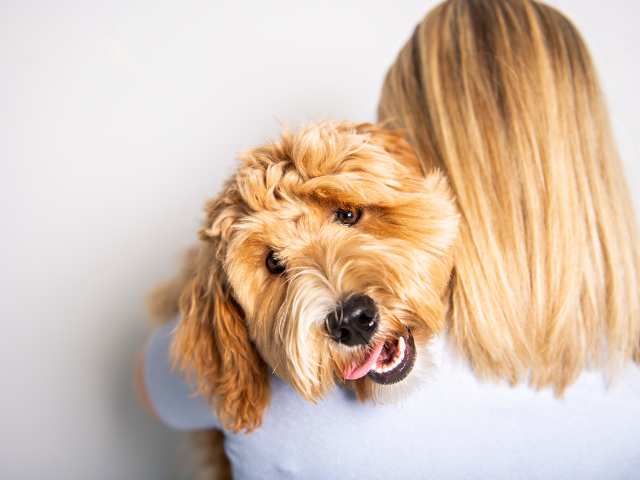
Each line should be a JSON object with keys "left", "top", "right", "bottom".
{"left": 0, "top": 1, "right": 638, "bottom": 479}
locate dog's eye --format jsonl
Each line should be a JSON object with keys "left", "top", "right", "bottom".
{"left": 335, "top": 208, "right": 361, "bottom": 227}
{"left": 265, "top": 251, "right": 286, "bottom": 275}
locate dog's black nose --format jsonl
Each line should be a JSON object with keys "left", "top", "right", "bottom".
{"left": 326, "top": 294, "right": 378, "bottom": 346}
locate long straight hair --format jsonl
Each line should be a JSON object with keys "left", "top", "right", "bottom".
{"left": 378, "top": 0, "right": 640, "bottom": 392}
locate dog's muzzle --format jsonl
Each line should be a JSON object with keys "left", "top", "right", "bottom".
{"left": 325, "top": 294, "right": 378, "bottom": 346}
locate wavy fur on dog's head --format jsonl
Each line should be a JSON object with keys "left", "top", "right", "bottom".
{"left": 168, "top": 122, "right": 459, "bottom": 432}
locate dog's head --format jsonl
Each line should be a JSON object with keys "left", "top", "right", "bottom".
{"left": 172, "top": 122, "right": 459, "bottom": 432}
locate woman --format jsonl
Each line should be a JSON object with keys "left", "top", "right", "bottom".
{"left": 136, "top": 1, "right": 640, "bottom": 478}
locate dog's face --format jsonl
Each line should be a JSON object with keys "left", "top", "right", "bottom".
{"left": 173, "top": 122, "right": 459, "bottom": 432}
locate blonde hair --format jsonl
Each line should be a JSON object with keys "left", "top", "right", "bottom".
{"left": 379, "top": 0, "right": 640, "bottom": 392}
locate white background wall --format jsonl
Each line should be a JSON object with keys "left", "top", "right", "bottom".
{"left": 0, "top": 1, "right": 638, "bottom": 478}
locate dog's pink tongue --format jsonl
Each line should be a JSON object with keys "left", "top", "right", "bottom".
{"left": 344, "top": 343, "right": 384, "bottom": 380}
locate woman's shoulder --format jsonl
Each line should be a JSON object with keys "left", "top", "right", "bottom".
{"left": 227, "top": 336, "right": 640, "bottom": 479}
{"left": 144, "top": 322, "right": 640, "bottom": 478}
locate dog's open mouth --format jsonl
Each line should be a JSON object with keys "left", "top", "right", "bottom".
{"left": 343, "top": 331, "right": 416, "bottom": 385}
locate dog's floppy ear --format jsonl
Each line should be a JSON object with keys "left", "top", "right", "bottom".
{"left": 171, "top": 196, "right": 270, "bottom": 434}
{"left": 356, "top": 123, "right": 423, "bottom": 175}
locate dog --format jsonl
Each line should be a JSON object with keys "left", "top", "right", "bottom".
{"left": 151, "top": 122, "right": 460, "bottom": 433}
{"left": 148, "top": 0, "right": 640, "bottom": 476}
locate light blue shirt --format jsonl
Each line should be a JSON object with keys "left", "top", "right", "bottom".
{"left": 145, "top": 318, "right": 640, "bottom": 479}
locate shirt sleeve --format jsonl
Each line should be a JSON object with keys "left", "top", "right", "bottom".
{"left": 143, "top": 317, "right": 222, "bottom": 431}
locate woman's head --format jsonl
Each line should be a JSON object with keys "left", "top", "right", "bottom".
{"left": 379, "top": 0, "right": 640, "bottom": 391}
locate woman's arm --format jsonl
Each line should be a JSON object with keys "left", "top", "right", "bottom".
{"left": 134, "top": 318, "right": 222, "bottom": 431}
{"left": 134, "top": 345, "right": 159, "bottom": 419}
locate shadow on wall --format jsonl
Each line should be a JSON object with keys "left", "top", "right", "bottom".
{"left": 109, "top": 314, "right": 193, "bottom": 480}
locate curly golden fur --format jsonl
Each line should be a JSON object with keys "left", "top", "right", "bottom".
{"left": 148, "top": 0, "right": 640, "bottom": 476}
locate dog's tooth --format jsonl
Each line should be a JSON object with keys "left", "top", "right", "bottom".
{"left": 398, "top": 336, "right": 405, "bottom": 354}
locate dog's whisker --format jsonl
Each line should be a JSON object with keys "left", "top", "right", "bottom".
{"left": 271, "top": 359, "right": 281, "bottom": 376}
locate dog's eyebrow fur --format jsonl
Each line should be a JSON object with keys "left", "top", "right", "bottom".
{"left": 233, "top": 123, "right": 423, "bottom": 214}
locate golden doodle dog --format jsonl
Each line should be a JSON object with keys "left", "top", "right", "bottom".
{"left": 159, "top": 122, "right": 460, "bottom": 432}
{"left": 149, "top": 0, "right": 640, "bottom": 458}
